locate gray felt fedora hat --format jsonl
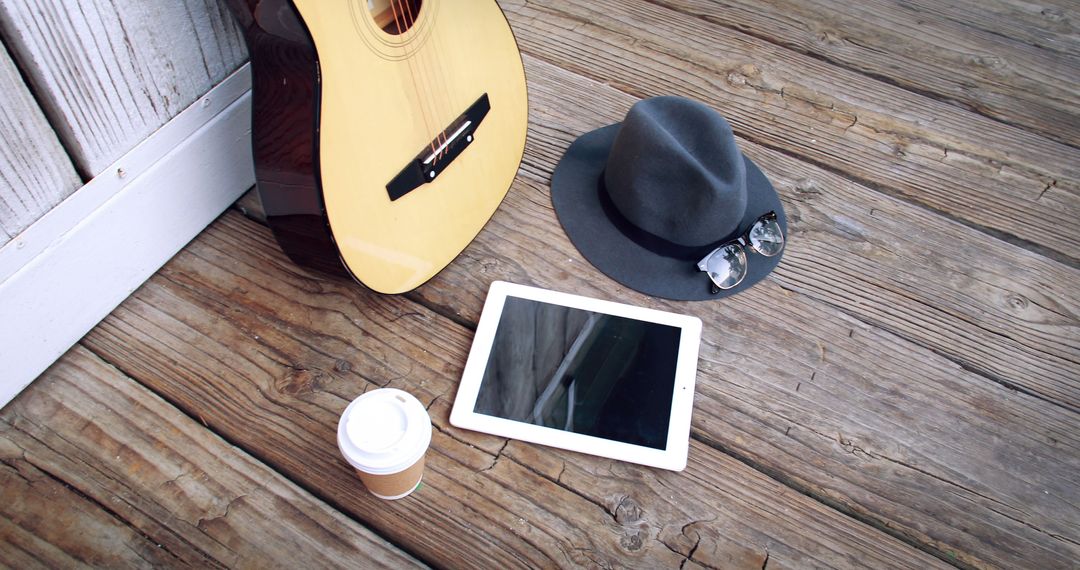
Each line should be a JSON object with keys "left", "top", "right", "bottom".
{"left": 550, "top": 96, "right": 786, "bottom": 301}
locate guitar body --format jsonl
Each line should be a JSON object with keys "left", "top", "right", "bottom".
{"left": 227, "top": 0, "right": 527, "bottom": 293}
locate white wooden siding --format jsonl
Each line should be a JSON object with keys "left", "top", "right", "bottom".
{"left": 0, "top": 0, "right": 248, "bottom": 177}
{"left": 0, "top": 65, "right": 255, "bottom": 407}
{"left": 0, "top": 41, "right": 81, "bottom": 247}
{"left": 0, "top": 1, "right": 255, "bottom": 405}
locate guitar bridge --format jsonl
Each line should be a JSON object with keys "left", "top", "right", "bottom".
{"left": 386, "top": 93, "right": 490, "bottom": 201}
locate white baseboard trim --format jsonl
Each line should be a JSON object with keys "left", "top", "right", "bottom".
{"left": 0, "top": 63, "right": 255, "bottom": 408}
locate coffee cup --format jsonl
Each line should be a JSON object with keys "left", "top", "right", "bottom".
{"left": 337, "top": 388, "right": 432, "bottom": 500}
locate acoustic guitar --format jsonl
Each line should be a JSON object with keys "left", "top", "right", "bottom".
{"left": 226, "top": 0, "right": 528, "bottom": 293}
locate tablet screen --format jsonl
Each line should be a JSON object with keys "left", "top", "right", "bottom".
{"left": 451, "top": 281, "right": 702, "bottom": 471}
{"left": 473, "top": 296, "right": 682, "bottom": 450}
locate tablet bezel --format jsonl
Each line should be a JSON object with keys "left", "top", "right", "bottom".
{"left": 449, "top": 281, "right": 702, "bottom": 471}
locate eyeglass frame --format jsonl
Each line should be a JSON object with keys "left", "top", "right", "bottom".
{"left": 696, "top": 211, "right": 784, "bottom": 294}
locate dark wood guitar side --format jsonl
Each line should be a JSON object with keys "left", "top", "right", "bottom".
{"left": 225, "top": 0, "right": 347, "bottom": 278}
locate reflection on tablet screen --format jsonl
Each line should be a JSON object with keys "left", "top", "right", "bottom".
{"left": 474, "top": 297, "right": 681, "bottom": 450}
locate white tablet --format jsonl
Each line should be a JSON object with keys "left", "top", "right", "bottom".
{"left": 450, "top": 281, "right": 702, "bottom": 471}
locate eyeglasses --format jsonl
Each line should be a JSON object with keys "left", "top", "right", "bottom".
{"left": 696, "top": 211, "right": 784, "bottom": 293}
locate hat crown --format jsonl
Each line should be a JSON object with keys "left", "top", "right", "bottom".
{"left": 603, "top": 97, "right": 747, "bottom": 247}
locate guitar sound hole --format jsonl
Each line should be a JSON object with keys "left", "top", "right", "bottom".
{"left": 368, "top": 0, "right": 423, "bottom": 35}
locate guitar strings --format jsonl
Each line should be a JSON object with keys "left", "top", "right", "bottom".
{"left": 405, "top": 0, "right": 450, "bottom": 163}
{"left": 402, "top": 0, "right": 455, "bottom": 163}
{"left": 431, "top": 2, "right": 462, "bottom": 164}
{"left": 390, "top": 0, "right": 440, "bottom": 159}
{"left": 398, "top": 0, "right": 443, "bottom": 160}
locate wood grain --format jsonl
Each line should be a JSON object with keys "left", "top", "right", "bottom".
{"left": 221, "top": 39, "right": 1080, "bottom": 570}
{"left": 0, "top": 0, "right": 248, "bottom": 176}
{"left": 403, "top": 56, "right": 1080, "bottom": 568}
{"left": 223, "top": 0, "right": 346, "bottom": 278}
{"left": 80, "top": 211, "right": 949, "bottom": 569}
{"left": 499, "top": 0, "right": 1080, "bottom": 264}
{"left": 0, "top": 345, "right": 424, "bottom": 569}
{"left": 648, "top": 0, "right": 1080, "bottom": 147}
{"left": 467, "top": 54, "right": 1080, "bottom": 413}
{"left": 424, "top": 185, "right": 1080, "bottom": 568}
{"left": 897, "top": 0, "right": 1080, "bottom": 59}
{"left": 0, "top": 41, "right": 80, "bottom": 247}
{"left": 6, "top": 0, "right": 1075, "bottom": 567}
{"left": 0, "top": 451, "right": 183, "bottom": 568}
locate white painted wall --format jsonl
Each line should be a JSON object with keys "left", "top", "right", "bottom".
{"left": 0, "top": 66, "right": 255, "bottom": 407}
{"left": 0, "top": 1, "right": 254, "bottom": 406}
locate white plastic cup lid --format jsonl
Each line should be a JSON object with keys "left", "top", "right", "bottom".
{"left": 337, "top": 388, "right": 432, "bottom": 475}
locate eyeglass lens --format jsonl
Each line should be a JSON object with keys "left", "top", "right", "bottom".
{"left": 748, "top": 215, "right": 784, "bottom": 256}
{"left": 702, "top": 243, "right": 747, "bottom": 289}
{"left": 699, "top": 212, "right": 785, "bottom": 292}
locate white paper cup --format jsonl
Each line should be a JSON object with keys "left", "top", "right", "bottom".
{"left": 337, "top": 388, "right": 432, "bottom": 500}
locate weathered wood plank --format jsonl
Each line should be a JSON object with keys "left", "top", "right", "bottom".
{"left": 499, "top": 0, "right": 1080, "bottom": 264}
{"left": 428, "top": 182, "right": 1080, "bottom": 568}
{"left": 647, "top": 0, "right": 1080, "bottom": 147}
{"left": 406, "top": 57, "right": 1080, "bottom": 568}
{"left": 0, "top": 41, "right": 81, "bottom": 247}
{"left": 0, "top": 454, "right": 184, "bottom": 568}
{"left": 497, "top": 439, "right": 910, "bottom": 570}
{"left": 0, "top": 345, "right": 425, "bottom": 569}
{"left": 499, "top": 55, "right": 1080, "bottom": 412}
{"left": 0, "top": 0, "right": 248, "bottom": 177}
{"left": 899, "top": 0, "right": 1080, "bottom": 59}
{"left": 227, "top": 45, "right": 1080, "bottom": 567}
{"left": 81, "top": 212, "right": 950, "bottom": 569}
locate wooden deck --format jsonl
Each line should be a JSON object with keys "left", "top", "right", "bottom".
{"left": 3, "top": 0, "right": 1078, "bottom": 567}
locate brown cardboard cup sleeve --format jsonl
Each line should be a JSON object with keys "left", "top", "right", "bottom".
{"left": 337, "top": 388, "right": 432, "bottom": 500}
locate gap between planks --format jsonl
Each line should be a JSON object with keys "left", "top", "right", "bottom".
{"left": 78, "top": 339, "right": 434, "bottom": 568}
{"left": 80, "top": 211, "right": 961, "bottom": 569}
{"left": 0, "top": 344, "right": 427, "bottom": 569}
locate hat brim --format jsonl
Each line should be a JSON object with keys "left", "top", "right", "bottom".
{"left": 551, "top": 123, "right": 787, "bottom": 301}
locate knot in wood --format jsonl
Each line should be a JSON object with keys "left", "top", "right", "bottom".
{"left": 614, "top": 495, "right": 643, "bottom": 524}
{"left": 727, "top": 63, "right": 762, "bottom": 88}
{"left": 619, "top": 529, "right": 645, "bottom": 552}
{"left": 816, "top": 30, "right": 844, "bottom": 45}
{"left": 277, "top": 367, "right": 323, "bottom": 396}
{"left": 738, "top": 63, "right": 761, "bottom": 77}
{"left": 784, "top": 206, "right": 802, "bottom": 227}
{"left": 794, "top": 178, "right": 822, "bottom": 195}
{"left": 966, "top": 54, "right": 1004, "bottom": 69}
{"left": 1006, "top": 293, "right": 1029, "bottom": 311}
{"left": 1041, "top": 8, "right": 1065, "bottom": 22}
